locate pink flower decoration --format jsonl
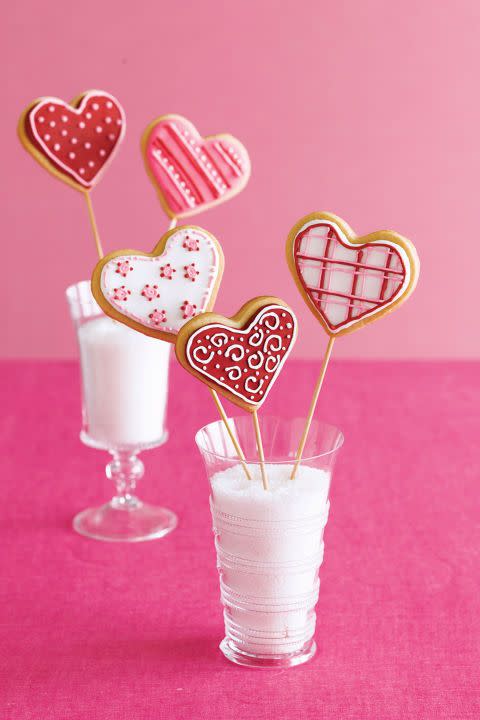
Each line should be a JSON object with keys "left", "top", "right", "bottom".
{"left": 160, "top": 263, "right": 176, "bottom": 280}
{"left": 184, "top": 263, "right": 199, "bottom": 282}
{"left": 149, "top": 308, "right": 167, "bottom": 326}
{"left": 183, "top": 235, "right": 200, "bottom": 252}
{"left": 112, "top": 286, "right": 131, "bottom": 302}
{"left": 115, "top": 260, "right": 133, "bottom": 277}
{"left": 141, "top": 284, "right": 160, "bottom": 302}
{"left": 181, "top": 300, "right": 197, "bottom": 319}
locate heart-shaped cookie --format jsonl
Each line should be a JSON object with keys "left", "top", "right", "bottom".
{"left": 142, "top": 114, "right": 251, "bottom": 219}
{"left": 286, "top": 212, "right": 419, "bottom": 337}
{"left": 175, "top": 297, "right": 297, "bottom": 412}
{"left": 91, "top": 226, "right": 224, "bottom": 343}
{"left": 18, "top": 90, "right": 125, "bottom": 191}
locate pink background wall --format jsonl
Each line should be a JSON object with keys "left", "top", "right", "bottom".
{"left": 3, "top": 0, "right": 480, "bottom": 359}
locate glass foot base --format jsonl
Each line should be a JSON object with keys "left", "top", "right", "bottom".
{"left": 219, "top": 638, "right": 317, "bottom": 668}
{"left": 73, "top": 497, "right": 177, "bottom": 542}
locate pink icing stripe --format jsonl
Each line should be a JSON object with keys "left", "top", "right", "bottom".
{"left": 149, "top": 150, "right": 191, "bottom": 213}
{"left": 151, "top": 137, "right": 202, "bottom": 206}
{"left": 201, "top": 146, "right": 230, "bottom": 188}
{"left": 214, "top": 142, "right": 242, "bottom": 177}
{"left": 165, "top": 124, "right": 223, "bottom": 199}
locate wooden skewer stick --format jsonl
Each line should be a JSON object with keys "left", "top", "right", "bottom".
{"left": 168, "top": 217, "right": 178, "bottom": 230}
{"left": 209, "top": 389, "right": 252, "bottom": 480}
{"left": 290, "top": 335, "right": 335, "bottom": 480}
{"left": 84, "top": 191, "right": 104, "bottom": 260}
{"left": 252, "top": 409, "right": 268, "bottom": 491}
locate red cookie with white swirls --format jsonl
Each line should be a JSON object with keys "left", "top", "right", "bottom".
{"left": 18, "top": 90, "right": 125, "bottom": 190}
{"left": 142, "top": 114, "right": 251, "bottom": 219}
{"left": 286, "top": 212, "right": 420, "bottom": 337}
{"left": 175, "top": 298, "right": 297, "bottom": 411}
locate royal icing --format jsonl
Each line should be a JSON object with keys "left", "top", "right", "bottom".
{"left": 24, "top": 90, "right": 125, "bottom": 189}
{"left": 291, "top": 219, "right": 412, "bottom": 333}
{"left": 144, "top": 115, "right": 250, "bottom": 217}
{"left": 98, "top": 227, "right": 221, "bottom": 336}
{"left": 184, "top": 303, "right": 297, "bottom": 409}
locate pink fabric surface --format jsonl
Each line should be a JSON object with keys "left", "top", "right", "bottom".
{"left": 1, "top": 359, "right": 479, "bottom": 719}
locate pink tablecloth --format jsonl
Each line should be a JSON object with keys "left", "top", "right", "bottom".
{"left": 1, "top": 360, "right": 479, "bottom": 719}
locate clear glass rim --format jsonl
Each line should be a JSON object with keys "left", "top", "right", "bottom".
{"left": 65, "top": 279, "right": 98, "bottom": 306}
{"left": 195, "top": 415, "right": 344, "bottom": 465}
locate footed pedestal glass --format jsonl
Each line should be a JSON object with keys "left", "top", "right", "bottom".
{"left": 196, "top": 415, "right": 343, "bottom": 668}
{"left": 66, "top": 281, "right": 177, "bottom": 542}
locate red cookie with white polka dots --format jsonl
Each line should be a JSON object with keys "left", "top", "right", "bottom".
{"left": 175, "top": 297, "right": 297, "bottom": 412}
{"left": 18, "top": 90, "right": 126, "bottom": 191}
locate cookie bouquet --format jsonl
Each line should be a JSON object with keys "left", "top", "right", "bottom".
{"left": 19, "top": 88, "right": 420, "bottom": 668}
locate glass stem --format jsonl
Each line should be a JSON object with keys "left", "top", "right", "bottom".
{"left": 106, "top": 451, "right": 144, "bottom": 509}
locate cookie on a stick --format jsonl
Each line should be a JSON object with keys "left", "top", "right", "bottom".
{"left": 18, "top": 89, "right": 126, "bottom": 258}
{"left": 141, "top": 114, "right": 251, "bottom": 222}
{"left": 91, "top": 223, "right": 250, "bottom": 476}
{"left": 176, "top": 297, "right": 298, "bottom": 489}
{"left": 91, "top": 225, "right": 224, "bottom": 343}
{"left": 286, "top": 211, "right": 420, "bottom": 478}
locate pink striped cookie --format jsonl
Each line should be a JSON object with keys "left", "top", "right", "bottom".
{"left": 142, "top": 115, "right": 251, "bottom": 219}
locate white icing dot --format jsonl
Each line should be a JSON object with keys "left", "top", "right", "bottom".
{"left": 220, "top": 377, "right": 225, "bottom": 382}
{"left": 53, "top": 143, "right": 60, "bottom": 151}
{"left": 84, "top": 142, "right": 91, "bottom": 149}
{"left": 92, "top": 103, "right": 99, "bottom": 110}
{"left": 108, "top": 133, "right": 115, "bottom": 141}
{"left": 49, "top": 121, "right": 56, "bottom": 127}
{"left": 106, "top": 101, "right": 113, "bottom": 109}
{"left": 69, "top": 152, "right": 75, "bottom": 159}
{"left": 99, "top": 149, "right": 106, "bottom": 157}
{"left": 235, "top": 384, "right": 239, "bottom": 389}
{"left": 38, "top": 117, "right": 45, "bottom": 123}
{"left": 105, "top": 117, "right": 112, "bottom": 124}
{"left": 86, "top": 112, "right": 92, "bottom": 119}
{"left": 88, "top": 161, "right": 95, "bottom": 167}
{"left": 116, "top": 118, "right": 122, "bottom": 125}
{"left": 61, "top": 115, "right": 68, "bottom": 122}
{"left": 61, "top": 129, "right": 68, "bottom": 137}
{"left": 79, "top": 121, "right": 85, "bottom": 129}
{"left": 71, "top": 137, "right": 78, "bottom": 144}
{"left": 215, "top": 364, "right": 220, "bottom": 369}
{"left": 49, "top": 105, "right": 55, "bottom": 112}
{"left": 79, "top": 168, "right": 85, "bottom": 175}
{"left": 95, "top": 126, "right": 102, "bottom": 133}
{"left": 44, "top": 134, "right": 51, "bottom": 141}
